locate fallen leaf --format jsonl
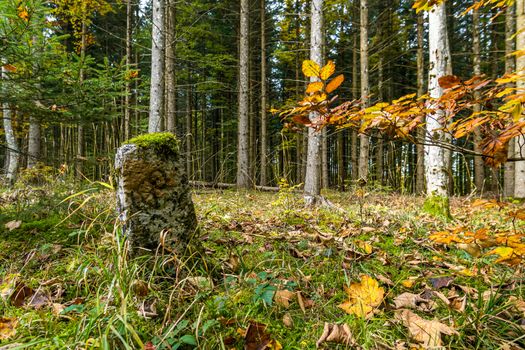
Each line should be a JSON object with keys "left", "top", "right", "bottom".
{"left": 274, "top": 290, "right": 295, "bottom": 308}
{"left": 0, "top": 274, "right": 18, "bottom": 300}
{"left": 401, "top": 277, "right": 418, "bottom": 289}
{"left": 27, "top": 290, "right": 50, "bottom": 309}
{"left": 429, "top": 276, "right": 454, "bottom": 290}
{"left": 457, "top": 243, "right": 482, "bottom": 258}
{"left": 393, "top": 292, "right": 436, "bottom": 312}
{"left": 0, "top": 317, "right": 17, "bottom": 340}
{"left": 450, "top": 295, "right": 466, "bottom": 313}
{"left": 10, "top": 282, "right": 34, "bottom": 307}
{"left": 395, "top": 309, "right": 458, "bottom": 348}
{"left": 244, "top": 321, "right": 281, "bottom": 350}
{"left": 316, "top": 322, "right": 355, "bottom": 348}
{"left": 282, "top": 313, "right": 293, "bottom": 328}
{"left": 4, "top": 220, "right": 21, "bottom": 231}
{"left": 338, "top": 275, "right": 384, "bottom": 318}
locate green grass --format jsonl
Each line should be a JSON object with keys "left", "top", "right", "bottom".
{"left": 0, "top": 184, "right": 523, "bottom": 349}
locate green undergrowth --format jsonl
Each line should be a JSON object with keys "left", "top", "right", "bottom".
{"left": 0, "top": 184, "right": 523, "bottom": 349}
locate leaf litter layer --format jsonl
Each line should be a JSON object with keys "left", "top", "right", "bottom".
{"left": 0, "top": 184, "right": 524, "bottom": 349}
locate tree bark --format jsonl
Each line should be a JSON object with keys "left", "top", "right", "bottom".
{"left": 416, "top": 11, "right": 426, "bottom": 194}
{"left": 515, "top": 0, "right": 525, "bottom": 198}
{"left": 165, "top": 0, "right": 177, "bottom": 133}
{"left": 124, "top": 0, "right": 132, "bottom": 140}
{"left": 2, "top": 66, "right": 19, "bottom": 185}
{"left": 148, "top": 0, "right": 165, "bottom": 133}
{"left": 358, "top": 0, "right": 369, "bottom": 181}
{"left": 27, "top": 116, "right": 40, "bottom": 168}
{"left": 424, "top": 1, "right": 451, "bottom": 218}
{"left": 237, "top": 0, "right": 250, "bottom": 188}
{"left": 504, "top": 3, "right": 516, "bottom": 197}
{"left": 351, "top": 32, "right": 358, "bottom": 180}
{"left": 260, "top": 0, "right": 268, "bottom": 186}
{"left": 472, "top": 7, "right": 484, "bottom": 192}
{"left": 304, "top": 0, "right": 324, "bottom": 204}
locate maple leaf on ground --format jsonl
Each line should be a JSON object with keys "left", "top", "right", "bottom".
{"left": 338, "top": 275, "right": 384, "bottom": 318}
{"left": 395, "top": 309, "right": 458, "bottom": 348}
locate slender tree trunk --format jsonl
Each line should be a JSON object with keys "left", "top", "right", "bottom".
{"left": 304, "top": 0, "right": 324, "bottom": 204}
{"left": 515, "top": 0, "right": 525, "bottom": 198}
{"left": 27, "top": 117, "right": 40, "bottom": 168}
{"left": 416, "top": 11, "right": 426, "bottom": 194}
{"left": 504, "top": 3, "right": 516, "bottom": 197}
{"left": 472, "top": 7, "right": 484, "bottom": 192}
{"left": 260, "top": 0, "right": 268, "bottom": 186}
{"left": 165, "top": 0, "right": 176, "bottom": 133}
{"left": 2, "top": 66, "right": 19, "bottom": 185}
{"left": 424, "top": 1, "right": 451, "bottom": 218}
{"left": 76, "top": 21, "right": 87, "bottom": 178}
{"left": 124, "top": 0, "right": 132, "bottom": 140}
{"left": 358, "top": 0, "right": 369, "bottom": 181}
{"left": 186, "top": 76, "right": 192, "bottom": 179}
{"left": 148, "top": 0, "right": 165, "bottom": 133}
{"left": 351, "top": 32, "right": 358, "bottom": 180}
{"left": 237, "top": 0, "right": 250, "bottom": 188}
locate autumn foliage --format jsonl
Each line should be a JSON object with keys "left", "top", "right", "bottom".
{"left": 280, "top": 60, "right": 525, "bottom": 168}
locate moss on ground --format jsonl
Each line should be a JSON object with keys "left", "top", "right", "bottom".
{"left": 0, "top": 186, "right": 523, "bottom": 349}
{"left": 423, "top": 194, "right": 452, "bottom": 220}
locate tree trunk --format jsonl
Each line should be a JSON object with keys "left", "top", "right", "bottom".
{"left": 260, "top": 0, "right": 268, "bottom": 186}
{"left": 416, "top": 11, "right": 426, "bottom": 194}
{"left": 124, "top": 0, "right": 132, "bottom": 140}
{"left": 424, "top": 1, "right": 451, "bottom": 218}
{"left": 515, "top": 0, "right": 525, "bottom": 198}
{"left": 351, "top": 32, "right": 358, "bottom": 180}
{"left": 358, "top": 0, "right": 369, "bottom": 181}
{"left": 472, "top": 7, "right": 484, "bottom": 192}
{"left": 2, "top": 66, "right": 19, "bottom": 185}
{"left": 504, "top": 3, "right": 516, "bottom": 197}
{"left": 27, "top": 116, "right": 40, "bottom": 168}
{"left": 165, "top": 0, "right": 177, "bottom": 133}
{"left": 148, "top": 0, "right": 165, "bottom": 133}
{"left": 237, "top": 0, "right": 250, "bottom": 188}
{"left": 304, "top": 0, "right": 323, "bottom": 204}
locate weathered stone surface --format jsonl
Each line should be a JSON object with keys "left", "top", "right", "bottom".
{"left": 115, "top": 133, "right": 197, "bottom": 254}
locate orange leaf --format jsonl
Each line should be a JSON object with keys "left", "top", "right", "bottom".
{"left": 438, "top": 75, "right": 461, "bottom": 89}
{"left": 320, "top": 60, "right": 336, "bottom": 80}
{"left": 326, "top": 74, "right": 344, "bottom": 93}
{"left": 305, "top": 82, "right": 324, "bottom": 94}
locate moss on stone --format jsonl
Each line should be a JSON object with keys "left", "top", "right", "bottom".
{"left": 423, "top": 194, "right": 452, "bottom": 220}
{"left": 125, "top": 132, "right": 179, "bottom": 155}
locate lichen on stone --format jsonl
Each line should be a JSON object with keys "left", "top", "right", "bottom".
{"left": 125, "top": 132, "right": 179, "bottom": 156}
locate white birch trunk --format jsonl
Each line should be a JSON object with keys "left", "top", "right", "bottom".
{"left": 304, "top": 0, "right": 323, "bottom": 204}
{"left": 416, "top": 12, "right": 426, "bottom": 194}
{"left": 2, "top": 66, "right": 19, "bottom": 185}
{"left": 472, "top": 7, "right": 484, "bottom": 192}
{"left": 236, "top": 0, "right": 250, "bottom": 188}
{"left": 424, "top": 1, "right": 451, "bottom": 216}
{"left": 165, "top": 0, "right": 176, "bottom": 133}
{"left": 504, "top": 3, "right": 516, "bottom": 197}
{"left": 148, "top": 0, "right": 165, "bottom": 133}
{"left": 515, "top": 0, "right": 525, "bottom": 198}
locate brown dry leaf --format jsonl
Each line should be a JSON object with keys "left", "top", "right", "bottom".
{"left": 244, "top": 321, "right": 282, "bottom": 350}
{"left": 395, "top": 309, "right": 458, "bottom": 348}
{"left": 449, "top": 296, "right": 466, "bottom": 313}
{"left": 316, "top": 322, "right": 356, "bottom": 348}
{"left": 27, "top": 290, "right": 50, "bottom": 309}
{"left": 4, "top": 220, "right": 21, "bottom": 231}
{"left": 428, "top": 276, "right": 454, "bottom": 290}
{"left": 338, "top": 275, "right": 384, "bottom": 318}
{"left": 51, "top": 303, "right": 65, "bottom": 316}
{"left": 10, "top": 282, "right": 34, "bottom": 307}
{"left": 376, "top": 274, "right": 394, "bottom": 286}
{"left": 393, "top": 293, "right": 436, "bottom": 312}
{"left": 361, "top": 227, "right": 376, "bottom": 233}
{"left": 274, "top": 290, "right": 295, "bottom": 308}
{"left": 282, "top": 313, "right": 293, "bottom": 328}
{"left": 457, "top": 243, "right": 481, "bottom": 258}
{"left": 0, "top": 317, "right": 17, "bottom": 340}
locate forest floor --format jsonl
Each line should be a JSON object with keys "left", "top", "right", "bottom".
{"left": 0, "top": 179, "right": 524, "bottom": 349}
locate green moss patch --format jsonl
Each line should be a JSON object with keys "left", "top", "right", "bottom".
{"left": 125, "top": 132, "right": 179, "bottom": 156}
{"left": 423, "top": 194, "right": 452, "bottom": 220}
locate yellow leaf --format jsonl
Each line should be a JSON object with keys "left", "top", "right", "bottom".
{"left": 0, "top": 317, "right": 17, "bottom": 340}
{"left": 326, "top": 74, "right": 344, "bottom": 93}
{"left": 320, "top": 60, "right": 335, "bottom": 80}
{"left": 302, "top": 60, "right": 320, "bottom": 78}
{"left": 338, "top": 275, "right": 384, "bottom": 318}
{"left": 305, "top": 82, "right": 324, "bottom": 94}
